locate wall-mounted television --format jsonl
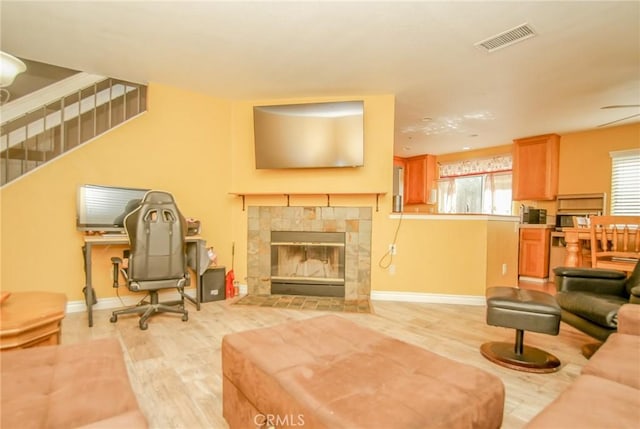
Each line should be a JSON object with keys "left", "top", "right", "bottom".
{"left": 76, "top": 184, "right": 149, "bottom": 232}
{"left": 253, "top": 100, "right": 364, "bottom": 169}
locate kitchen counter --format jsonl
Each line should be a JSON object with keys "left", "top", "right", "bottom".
{"left": 519, "top": 224, "right": 554, "bottom": 229}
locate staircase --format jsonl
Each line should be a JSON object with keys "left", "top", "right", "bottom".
{"left": 1, "top": 73, "right": 147, "bottom": 186}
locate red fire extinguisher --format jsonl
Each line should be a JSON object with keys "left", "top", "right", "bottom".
{"left": 225, "top": 243, "right": 235, "bottom": 298}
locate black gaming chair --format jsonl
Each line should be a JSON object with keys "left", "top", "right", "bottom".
{"left": 110, "top": 190, "right": 189, "bottom": 330}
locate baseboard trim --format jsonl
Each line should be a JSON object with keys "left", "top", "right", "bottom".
{"left": 371, "top": 291, "right": 486, "bottom": 306}
{"left": 518, "top": 276, "right": 548, "bottom": 284}
{"left": 66, "top": 290, "right": 192, "bottom": 313}
{"left": 68, "top": 287, "right": 481, "bottom": 313}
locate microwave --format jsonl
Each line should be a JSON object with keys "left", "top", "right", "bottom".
{"left": 521, "top": 207, "right": 547, "bottom": 224}
{"left": 556, "top": 214, "right": 576, "bottom": 229}
{"left": 555, "top": 213, "right": 594, "bottom": 229}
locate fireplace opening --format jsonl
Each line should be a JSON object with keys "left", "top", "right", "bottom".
{"left": 271, "top": 231, "right": 345, "bottom": 297}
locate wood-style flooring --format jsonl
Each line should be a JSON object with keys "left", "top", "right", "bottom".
{"left": 61, "top": 287, "right": 592, "bottom": 429}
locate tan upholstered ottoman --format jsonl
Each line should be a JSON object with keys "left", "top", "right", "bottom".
{"left": 222, "top": 315, "right": 504, "bottom": 429}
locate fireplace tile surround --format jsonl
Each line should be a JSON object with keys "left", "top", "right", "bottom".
{"left": 247, "top": 206, "right": 372, "bottom": 300}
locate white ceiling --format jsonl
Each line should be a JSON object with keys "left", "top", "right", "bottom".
{"left": 1, "top": 1, "right": 639, "bottom": 156}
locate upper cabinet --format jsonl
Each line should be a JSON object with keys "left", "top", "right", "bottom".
{"left": 403, "top": 154, "right": 437, "bottom": 205}
{"left": 512, "top": 134, "right": 560, "bottom": 201}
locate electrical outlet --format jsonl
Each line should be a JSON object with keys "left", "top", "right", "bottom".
{"left": 389, "top": 264, "right": 396, "bottom": 275}
{"left": 502, "top": 263, "right": 507, "bottom": 275}
{"left": 389, "top": 244, "right": 397, "bottom": 255}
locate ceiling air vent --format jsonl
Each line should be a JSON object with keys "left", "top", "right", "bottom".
{"left": 475, "top": 23, "right": 536, "bottom": 52}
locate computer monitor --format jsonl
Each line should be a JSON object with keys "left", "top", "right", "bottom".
{"left": 76, "top": 184, "right": 149, "bottom": 233}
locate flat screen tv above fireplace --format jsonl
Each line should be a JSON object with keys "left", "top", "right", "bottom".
{"left": 253, "top": 100, "right": 364, "bottom": 169}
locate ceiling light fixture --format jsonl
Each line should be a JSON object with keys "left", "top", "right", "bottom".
{"left": 0, "top": 52, "right": 27, "bottom": 87}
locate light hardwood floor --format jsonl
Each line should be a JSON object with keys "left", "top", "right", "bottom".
{"left": 61, "top": 294, "right": 592, "bottom": 429}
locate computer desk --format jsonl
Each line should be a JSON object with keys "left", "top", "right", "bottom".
{"left": 82, "top": 234, "right": 205, "bottom": 327}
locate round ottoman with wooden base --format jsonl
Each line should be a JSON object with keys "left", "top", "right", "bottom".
{"left": 481, "top": 287, "right": 562, "bottom": 373}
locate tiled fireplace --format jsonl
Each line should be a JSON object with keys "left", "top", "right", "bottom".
{"left": 247, "top": 206, "right": 372, "bottom": 300}
{"left": 271, "top": 230, "right": 346, "bottom": 297}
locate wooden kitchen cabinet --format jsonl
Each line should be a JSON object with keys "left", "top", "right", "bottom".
{"left": 519, "top": 226, "right": 552, "bottom": 279}
{"left": 403, "top": 154, "right": 436, "bottom": 205}
{"left": 512, "top": 134, "right": 560, "bottom": 201}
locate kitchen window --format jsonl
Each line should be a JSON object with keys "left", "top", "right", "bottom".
{"left": 437, "top": 155, "right": 512, "bottom": 215}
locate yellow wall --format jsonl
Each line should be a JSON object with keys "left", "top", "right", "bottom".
{"left": 558, "top": 123, "right": 640, "bottom": 197}
{"left": 379, "top": 216, "right": 518, "bottom": 295}
{"left": 517, "top": 123, "right": 640, "bottom": 215}
{"left": 434, "top": 124, "right": 640, "bottom": 215}
{"left": 2, "top": 79, "right": 638, "bottom": 305}
{"left": 485, "top": 219, "right": 520, "bottom": 287}
{"left": 227, "top": 95, "right": 396, "bottom": 292}
{"left": 0, "top": 83, "right": 234, "bottom": 301}
{"left": 437, "top": 144, "right": 513, "bottom": 163}
{"left": 230, "top": 95, "right": 393, "bottom": 193}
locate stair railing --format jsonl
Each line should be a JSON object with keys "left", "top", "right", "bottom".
{"left": 1, "top": 78, "right": 147, "bottom": 186}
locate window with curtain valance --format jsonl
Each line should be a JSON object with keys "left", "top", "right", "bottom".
{"left": 437, "top": 155, "right": 513, "bottom": 215}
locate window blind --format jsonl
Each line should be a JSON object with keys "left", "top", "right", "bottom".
{"left": 610, "top": 149, "right": 640, "bottom": 215}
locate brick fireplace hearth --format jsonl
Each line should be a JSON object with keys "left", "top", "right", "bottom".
{"left": 246, "top": 206, "right": 372, "bottom": 300}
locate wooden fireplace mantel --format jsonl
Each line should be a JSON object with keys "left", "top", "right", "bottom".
{"left": 229, "top": 192, "right": 387, "bottom": 211}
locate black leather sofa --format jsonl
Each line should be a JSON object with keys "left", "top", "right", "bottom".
{"left": 553, "top": 261, "right": 640, "bottom": 341}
